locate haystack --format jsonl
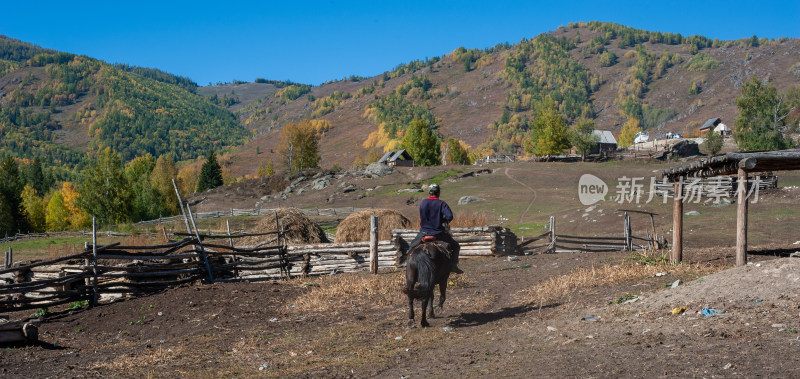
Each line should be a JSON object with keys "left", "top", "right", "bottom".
{"left": 242, "top": 208, "right": 329, "bottom": 245}
{"left": 335, "top": 208, "right": 411, "bottom": 243}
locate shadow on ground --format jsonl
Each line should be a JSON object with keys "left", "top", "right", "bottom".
{"left": 450, "top": 302, "right": 558, "bottom": 327}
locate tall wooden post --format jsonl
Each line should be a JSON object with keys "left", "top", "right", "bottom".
{"left": 671, "top": 181, "right": 683, "bottom": 263}
{"left": 226, "top": 219, "right": 238, "bottom": 277}
{"left": 649, "top": 214, "right": 657, "bottom": 249}
{"left": 186, "top": 204, "right": 214, "bottom": 283}
{"left": 736, "top": 168, "right": 748, "bottom": 267}
{"left": 5, "top": 247, "right": 10, "bottom": 268}
{"left": 624, "top": 212, "right": 632, "bottom": 251}
{"left": 171, "top": 179, "right": 192, "bottom": 234}
{"left": 369, "top": 215, "right": 379, "bottom": 274}
{"left": 549, "top": 216, "right": 555, "bottom": 242}
{"left": 91, "top": 216, "right": 99, "bottom": 307}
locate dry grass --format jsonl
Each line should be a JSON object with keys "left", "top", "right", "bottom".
{"left": 334, "top": 208, "right": 411, "bottom": 242}
{"left": 93, "top": 344, "right": 186, "bottom": 372}
{"left": 450, "top": 210, "right": 489, "bottom": 228}
{"left": 45, "top": 241, "right": 88, "bottom": 259}
{"left": 520, "top": 261, "right": 718, "bottom": 306}
{"left": 293, "top": 272, "right": 405, "bottom": 312}
{"left": 410, "top": 210, "right": 490, "bottom": 229}
{"left": 241, "top": 208, "right": 328, "bottom": 245}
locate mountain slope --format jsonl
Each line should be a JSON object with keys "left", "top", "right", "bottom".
{"left": 214, "top": 22, "right": 800, "bottom": 176}
{"left": 0, "top": 36, "right": 249, "bottom": 169}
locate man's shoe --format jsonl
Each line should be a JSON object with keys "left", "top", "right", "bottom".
{"left": 451, "top": 265, "right": 464, "bottom": 274}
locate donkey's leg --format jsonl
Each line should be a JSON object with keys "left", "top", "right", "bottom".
{"left": 406, "top": 278, "right": 416, "bottom": 328}
{"left": 420, "top": 294, "right": 430, "bottom": 327}
{"left": 438, "top": 278, "right": 447, "bottom": 310}
{"left": 427, "top": 287, "right": 436, "bottom": 319}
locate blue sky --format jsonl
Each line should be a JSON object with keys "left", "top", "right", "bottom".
{"left": 2, "top": 1, "right": 798, "bottom": 86}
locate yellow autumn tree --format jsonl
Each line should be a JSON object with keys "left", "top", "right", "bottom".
{"left": 266, "top": 160, "right": 275, "bottom": 177}
{"left": 46, "top": 191, "right": 71, "bottom": 231}
{"left": 257, "top": 162, "right": 267, "bottom": 178}
{"left": 61, "top": 182, "right": 90, "bottom": 229}
{"left": 618, "top": 118, "right": 641, "bottom": 148}
{"left": 177, "top": 165, "right": 199, "bottom": 197}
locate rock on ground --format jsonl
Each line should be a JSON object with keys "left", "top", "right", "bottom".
{"left": 458, "top": 196, "right": 485, "bottom": 205}
{"left": 364, "top": 163, "right": 394, "bottom": 178}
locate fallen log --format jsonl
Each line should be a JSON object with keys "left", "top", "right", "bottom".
{"left": 0, "top": 321, "right": 38, "bottom": 343}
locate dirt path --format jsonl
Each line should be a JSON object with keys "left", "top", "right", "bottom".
{"left": 2, "top": 252, "right": 799, "bottom": 377}
{"left": 504, "top": 167, "right": 538, "bottom": 223}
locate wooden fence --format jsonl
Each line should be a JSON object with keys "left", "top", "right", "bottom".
{"left": 518, "top": 213, "right": 659, "bottom": 254}
{"left": 392, "top": 226, "right": 516, "bottom": 258}
{"left": 134, "top": 207, "right": 369, "bottom": 226}
{"left": 1, "top": 220, "right": 517, "bottom": 329}
{"left": 0, "top": 230, "right": 152, "bottom": 244}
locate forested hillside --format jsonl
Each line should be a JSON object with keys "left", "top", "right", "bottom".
{"left": 1, "top": 21, "right": 799, "bottom": 235}
{"left": 218, "top": 21, "right": 800, "bottom": 176}
{"left": 0, "top": 35, "right": 248, "bottom": 172}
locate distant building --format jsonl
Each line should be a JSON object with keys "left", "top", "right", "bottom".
{"left": 699, "top": 117, "right": 729, "bottom": 136}
{"left": 590, "top": 130, "right": 618, "bottom": 154}
{"left": 483, "top": 154, "right": 516, "bottom": 163}
{"left": 378, "top": 150, "right": 414, "bottom": 167}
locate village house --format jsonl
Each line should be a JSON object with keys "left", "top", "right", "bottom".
{"left": 378, "top": 150, "right": 414, "bottom": 167}
{"left": 590, "top": 130, "right": 618, "bottom": 154}
{"left": 699, "top": 117, "right": 731, "bottom": 136}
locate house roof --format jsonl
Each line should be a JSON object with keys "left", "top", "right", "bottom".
{"left": 378, "top": 150, "right": 413, "bottom": 163}
{"left": 700, "top": 117, "right": 722, "bottom": 130}
{"left": 592, "top": 130, "right": 617, "bottom": 144}
{"left": 377, "top": 151, "right": 393, "bottom": 163}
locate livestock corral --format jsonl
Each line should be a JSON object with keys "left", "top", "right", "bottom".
{"left": 2, "top": 160, "right": 800, "bottom": 377}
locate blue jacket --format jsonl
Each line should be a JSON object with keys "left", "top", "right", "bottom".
{"left": 419, "top": 197, "right": 453, "bottom": 235}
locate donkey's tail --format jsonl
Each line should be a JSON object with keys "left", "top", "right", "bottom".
{"left": 403, "top": 250, "right": 436, "bottom": 299}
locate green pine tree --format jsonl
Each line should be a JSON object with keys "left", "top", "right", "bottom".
{"left": 197, "top": 150, "right": 224, "bottom": 192}
{"left": 0, "top": 154, "right": 28, "bottom": 234}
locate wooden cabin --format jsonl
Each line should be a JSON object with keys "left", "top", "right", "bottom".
{"left": 378, "top": 150, "right": 414, "bottom": 167}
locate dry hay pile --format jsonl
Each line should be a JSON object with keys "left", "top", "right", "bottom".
{"left": 242, "top": 208, "right": 328, "bottom": 245}
{"left": 335, "top": 208, "right": 411, "bottom": 242}
{"left": 410, "top": 210, "right": 489, "bottom": 228}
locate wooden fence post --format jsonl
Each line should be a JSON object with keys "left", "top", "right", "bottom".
{"left": 226, "top": 219, "right": 238, "bottom": 277}
{"left": 92, "top": 216, "right": 99, "bottom": 307}
{"left": 736, "top": 168, "right": 749, "bottom": 267}
{"left": 84, "top": 242, "right": 91, "bottom": 288}
{"left": 5, "top": 247, "right": 10, "bottom": 268}
{"left": 624, "top": 212, "right": 632, "bottom": 251}
{"left": 370, "top": 215, "right": 378, "bottom": 274}
{"left": 171, "top": 179, "right": 192, "bottom": 234}
{"left": 649, "top": 214, "right": 657, "bottom": 249}
{"left": 671, "top": 181, "right": 683, "bottom": 263}
{"left": 186, "top": 204, "right": 214, "bottom": 283}
{"left": 549, "top": 216, "right": 555, "bottom": 242}
{"left": 274, "top": 211, "right": 288, "bottom": 279}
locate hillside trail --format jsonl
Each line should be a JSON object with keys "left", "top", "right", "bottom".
{"left": 504, "top": 167, "right": 537, "bottom": 223}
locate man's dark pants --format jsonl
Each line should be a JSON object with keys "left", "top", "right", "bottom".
{"left": 407, "top": 231, "right": 460, "bottom": 266}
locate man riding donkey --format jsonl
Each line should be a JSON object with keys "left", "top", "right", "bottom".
{"left": 407, "top": 184, "right": 463, "bottom": 274}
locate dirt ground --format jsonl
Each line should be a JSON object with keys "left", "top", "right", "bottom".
{"left": 2, "top": 246, "right": 798, "bottom": 378}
